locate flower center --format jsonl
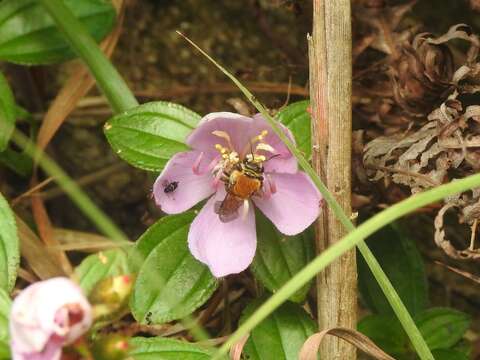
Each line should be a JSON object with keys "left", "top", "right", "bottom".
{"left": 210, "top": 129, "right": 278, "bottom": 222}
{"left": 212, "top": 129, "right": 274, "bottom": 171}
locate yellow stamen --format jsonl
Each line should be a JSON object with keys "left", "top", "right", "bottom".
{"left": 215, "top": 144, "right": 230, "bottom": 156}
{"left": 241, "top": 130, "right": 272, "bottom": 158}
{"left": 250, "top": 130, "right": 268, "bottom": 144}
{"left": 256, "top": 143, "right": 275, "bottom": 153}
{"left": 229, "top": 152, "right": 239, "bottom": 162}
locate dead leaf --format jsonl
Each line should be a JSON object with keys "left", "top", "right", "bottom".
{"left": 52, "top": 228, "right": 122, "bottom": 252}
{"left": 298, "top": 327, "right": 396, "bottom": 360}
{"left": 15, "top": 215, "right": 65, "bottom": 280}
{"left": 426, "top": 24, "right": 480, "bottom": 47}
{"left": 434, "top": 200, "right": 480, "bottom": 260}
{"left": 229, "top": 334, "right": 249, "bottom": 360}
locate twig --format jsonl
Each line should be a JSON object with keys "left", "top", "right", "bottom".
{"left": 11, "top": 177, "right": 54, "bottom": 206}
{"left": 435, "top": 260, "right": 480, "bottom": 284}
{"left": 309, "top": 1, "right": 357, "bottom": 359}
{"left": 40, "top": 162, "right": 127, "bottom": 201}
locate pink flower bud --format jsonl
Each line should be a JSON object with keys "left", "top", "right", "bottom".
{"left": 10, "top": 277, "right": 92, "bottom": 360}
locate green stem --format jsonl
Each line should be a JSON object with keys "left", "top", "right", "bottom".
{"left": 213, "top": 173, "right": 480, "bottom": 359}
{"left": 177, "top": 33, "right": 434, "bottom": 360}
{"left": 39, "top": 0, "right": 138, "bottom": 113}
{"left": 36, "top": 3, "right": 211, "bottom": 343}
{"left": 11, "top": 130, "right": 129, "bottom": 244}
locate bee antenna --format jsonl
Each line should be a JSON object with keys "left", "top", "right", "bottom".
{"left": 249, "top": 141, "right": 254, "bottom": 159}
{"left": 265, "top": 154, "right": 281, "bottom": 162}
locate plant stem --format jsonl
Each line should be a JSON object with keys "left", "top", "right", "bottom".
{"left": 39, "top": 0, "right": 138, "bottom": 113}
{"left": 309, "top": 1, "right": 357, "bottom": 358}
{"left": 177, "top": 34, "right": 434, "bottom": 360}
{"left": 11, "top": 130, "right": 129, "bottom": 244}
{"left": 214, "top": 172, "right": 480, "bottom": 359}
{"left": 36, "top": 3, "right": 214, "bottom": 343}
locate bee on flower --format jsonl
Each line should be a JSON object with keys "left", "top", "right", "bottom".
{"left": 153, "top": 112, "right": 321, "bottom": 277}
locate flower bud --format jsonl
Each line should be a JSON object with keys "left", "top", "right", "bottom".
{"left": 89, "top": 275, "right": 134, "bottom": 321}
{"left": 91, "top": 334, "right": 130, "bottom": 360}
{"left": 10, "top": 277, "right": 92, "bottom": 360}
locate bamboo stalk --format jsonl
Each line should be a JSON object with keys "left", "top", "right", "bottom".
{"left": 309, "top": 1, "right": 357, "bottom": 359}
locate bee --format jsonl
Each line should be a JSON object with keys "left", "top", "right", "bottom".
{"left": 163, "top": 180, "right": 178, "bottom": 194}
{"left": 215, "top": 158, "right": 264, "bottom": 223}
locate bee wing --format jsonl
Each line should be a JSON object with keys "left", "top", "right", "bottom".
{"left": 214, "top": 193, "right": 242, "bottom": 223}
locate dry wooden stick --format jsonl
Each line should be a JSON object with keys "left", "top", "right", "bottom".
{"left": 309, "top": 1, "right": 357, "bottom": 359}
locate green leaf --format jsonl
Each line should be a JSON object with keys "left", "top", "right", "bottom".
{"left": 129, "top": 337, "right": 226, "bottom": 360}
{"left": 104, "top": 102, "right": 201, "bottom": 171}
{"left": 0, "top": 288, "right": 11, "bottom": 359}
{"left": 357, "top": 314, "right": 409, "bottom": 357}
{"left": 416, "top": 307, "right": 470, "bottom": 351}
{"left": 240, "top": 299, "right": 316, "bottom": 360}
{"left": 0, "top": 73, "right": 15, "bottom": 152}
{"left": 276, "top": 100, "right": 311, "bottom": 159}
{"left": 432, "top": 349, "right": 469, "bottom": 360}
{"left": 251, "top": 211, "right": 314, "bottom": 303}
{"left": 451, "top": 340, "right": 472, "bottom": 358}
{"left": 75, "top": 249, "right": 130, "bottom": 295}
{"left": 128, "top": 211, "right": 196, "bottom": 271}
{"left": 358, "top": 223, "right": 427, "bottom": 316}
{"left": 130, "top": 212, "right": 218, "bottom": 324}
{"left": 0, "top": 0, "right": 116, "bottom": 65}
{"left": 0, "top": 192, "right": 19, "bottom": 292}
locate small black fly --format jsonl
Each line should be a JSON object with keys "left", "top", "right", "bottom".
{"left": 163, "top": 181, "right": 179, "bottom": 194}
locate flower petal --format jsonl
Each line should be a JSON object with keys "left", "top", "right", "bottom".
{"left": 153, "top": 151, "right": 216, "bottom": 214}
{"left": 188, "top": 190, "right": 256, "bottom": 277}
{"left": 186, "top": 112, "right": 255, "bottom": 153}
{"left": 253, "top": 172, "right": 321, "bottom": 235}
{"left": 251, "top": 114, "right": 297, "bottom": 173}
{"left": 12, "top": 337, "right": 63, "bottom": 360}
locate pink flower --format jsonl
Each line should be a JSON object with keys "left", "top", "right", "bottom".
{"left": 153, "top": 113, "right": 321, "bottom": 277}
{"left": 10, "top": 277, "right": 92, "bottom": 360}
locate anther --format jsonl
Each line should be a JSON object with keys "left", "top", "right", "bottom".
{"left": 250, "top": 130, "right": 269, "bottom": 144}
{"left": 215, "top": 144, "right": 228, "bottom": 154}
{"left": 242, "top": 130, "right": 271, "bottom": 157}
{"left": 256, "top": 143, "right": 275, "bottom": 153}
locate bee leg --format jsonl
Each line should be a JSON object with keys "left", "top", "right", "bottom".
{"left": 254, "top": 187, "right": 265, "bottom": 198}
{"left": 212, "top": 170, "right": 226, "bottom": 188}
{"left": 221, "top": 170, "right": 230, "bottom": 182}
